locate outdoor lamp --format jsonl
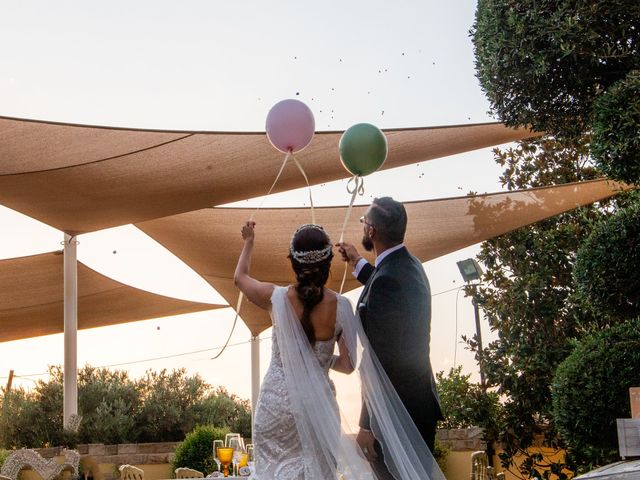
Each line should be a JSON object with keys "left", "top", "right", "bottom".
{"left": 456, "top": 258, "right": 483, "bottom": 283}
{"left": 456, "top": 257, "right": 486, "bottom": 389}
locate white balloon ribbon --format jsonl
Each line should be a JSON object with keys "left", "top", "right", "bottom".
{"left": 291, "top": 153, "right": 316, "bottom": 225}
{"left": 217, "top": 150, "right": 317, "bottom": 359}
{"left": 339, "top": 175, "right": 365, "bottom": 293}
{"left": 215, "top": 151, "right": 291, "bottom": 360}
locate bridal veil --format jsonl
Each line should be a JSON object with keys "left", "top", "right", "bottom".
{"left": 271, "top": 286, "right": 445, "bottom": 480}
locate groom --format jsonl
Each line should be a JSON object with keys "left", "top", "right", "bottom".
{"left": 337, "top": 197, "right": 443, "bottom": 477}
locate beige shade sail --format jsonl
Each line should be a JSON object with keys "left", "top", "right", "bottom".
{"left": 0, "top": 115, "right": 539, "bottom": 234}
{"left": 0, "top": 252, "right": 226, "bottom": 342}
{"left": 137, "top": 179, "right": 627, "bottom": 335}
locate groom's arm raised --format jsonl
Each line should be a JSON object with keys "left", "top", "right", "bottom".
{"left": 335, "top": 242, "right": 374, "bottom": 285}
{"left": 234, "top": 221, "right": 275, "bottom": 310}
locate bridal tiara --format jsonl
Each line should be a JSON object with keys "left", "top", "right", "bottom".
{"left": 290, "top": 224, "right": 333, "bottom": 264}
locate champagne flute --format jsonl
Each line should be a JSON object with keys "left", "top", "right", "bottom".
{"left": 228, "top": 436, "right": 244, "bottom": 476}
{"left": 213, "top": 439, "right": 224, "bottom": 472}
{"left": 224, "top": 432, "right": 241, "bottom": 447}
{"left": 245, "top": 444, "right": 254, "bottom": 471}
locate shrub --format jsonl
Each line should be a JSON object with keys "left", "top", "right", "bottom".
{"left": 0, "top": 449, "right": 10, "bottom": 469}
{"left": 171, "top": 425, "right": 230, "bottom": 475}
{"left": 433, "top": 438, "right": 450, "bottom": 473}
{"left": 574, "top": 199, "right": 640, "bottom": 320}
{"left": 435, "top": 366, "right": 501, "bottom": 431}
{"left": 552, "top": 319, "right": 640, "bottom": 470}
{"left": 591, "top": 70, "right": 640, "bottom": 184}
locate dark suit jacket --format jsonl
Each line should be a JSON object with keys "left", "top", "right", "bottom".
{"left": 357, "top": 246, "right": 443, "bottom": 441}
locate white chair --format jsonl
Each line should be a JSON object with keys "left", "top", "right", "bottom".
{"left": 175, "top": 468, "right": 204, "bottom": 479}
{"left": 470, "top": 451, "right": 497, "bottom": 480}
{"left": 119, "top": 465, "right": 144, "bottom": 480}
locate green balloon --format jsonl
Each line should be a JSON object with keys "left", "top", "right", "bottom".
{"left": 339, "top": 123, "right": 388, "bottom": 176}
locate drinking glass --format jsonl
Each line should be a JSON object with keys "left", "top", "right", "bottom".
{"left": 245, "top": 443, "right": 254, "bottom": 468}
{"left": 216, "top": 447, "right": 234, "bottom": 477}
{"left": 213, "top": 439, "right": 224, "bottom": 472}
{"left": 224, "top": 432, "right": 241, "bottom": 447}
{"left": 228, "top": 436, "right": 244, "bottom": 476}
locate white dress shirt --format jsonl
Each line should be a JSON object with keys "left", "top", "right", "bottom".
{"left": 352, "top": 243, "right": 405, "bottom": 278}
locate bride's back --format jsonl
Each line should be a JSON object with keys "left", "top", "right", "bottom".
{"left": 286, "top": 286, "right": 337, "bottom": 342}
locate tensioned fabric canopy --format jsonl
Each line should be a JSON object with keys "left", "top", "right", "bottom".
{"left": 0, "top": 116, "right": 539, "bottom": 234}
{"left": 137, "top": 179, "right": 626, "bottom": 335}
{"left": 0, "top": 252, "right": 225, "bottom": 342}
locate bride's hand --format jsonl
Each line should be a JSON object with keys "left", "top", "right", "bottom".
{"left": 241, "top": 220, "right": 256, "bottom": 241}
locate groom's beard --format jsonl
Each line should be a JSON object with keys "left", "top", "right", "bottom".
{"left": 362, "top": 234, "right": 374, "bottom": 252}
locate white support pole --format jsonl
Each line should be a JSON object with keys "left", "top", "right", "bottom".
{"left": 63, "top": 233, "right": 78, "bottom": 428}
{"left": 250, "top": 334, "right": 260, "bottom": 428}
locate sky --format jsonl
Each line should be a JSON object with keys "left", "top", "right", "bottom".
{"left": 0, "top": 1, "right": 509, "bottom": 424}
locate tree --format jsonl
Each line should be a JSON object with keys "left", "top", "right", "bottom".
{"left": 135, "top": 369, "right": 210, "bottom": 443}
{"left": 77, "top": 366, "right": 141, "bottom": 445}
{"left": 472, "top": 0, "right": 640, "bottom": 139}
{"left": 574, "top": 196, "right": 640, "bottom": 320}
{"left": 199, "top": 388, "right": 252, "bottom": 439}
{"left": 552, "top": 319, "right": 640, "bottom": 471}
{"left": 0, "top": 366, "right": 251, "bottom": 448}
{"left": 468, "top": 136, "right": 622, "bottom": 478}
{"left": 435, "top": 366, "right": 500, "bottom": 431}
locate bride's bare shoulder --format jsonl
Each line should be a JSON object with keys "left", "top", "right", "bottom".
{"left": 323, "top": 288, "right": 339, "bottom": 302}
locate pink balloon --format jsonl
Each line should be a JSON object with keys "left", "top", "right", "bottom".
{"left": 266, "top": 99, "right": 315, "bottom": 153}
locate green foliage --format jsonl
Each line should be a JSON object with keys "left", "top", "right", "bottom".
{"left": 136, "top": 369, "right": 210, "bottom": 443}
{"left": 435, "top": 366, "right": 501, "bottom": 431}
{"left": 592, "top": 70, "right": 640, "bottom": 184}
{"left": 472, "top": 0, "right": 640, "bottom": 138}
{"left": 574, "top": 197, "right": 640, "bottom": 319}
{"left": 0, "top": 449, "right": 10, "bottom": 469}
{"left": 469, "top": 136, "right": 624, "bottom": 477}
{"left": 198, "top": 388, "right": 252, "bottom": 439}
{"left": 552, "top": 319, "right": 640, "bottom": 471}
{"left": 433, "top": 438, "right": 450, "bottom": 474}
{"left": 0, "top": 366, "right": 251, "bottom": 448}
{"left": 171, "top": 425, "right": 229, "bottom": 475}
{"left": 78, "top": 366, "right": 140, "bottom": 445}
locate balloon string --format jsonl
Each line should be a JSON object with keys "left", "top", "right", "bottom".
{"left": 211, "top": 291, "right": 242, "bottom": 360}
{"left": 291, "top": 154, "right": 316, "bottom": 224}
{"left": 250, "top": 150, "right": 291, "bottom": 221}
{"left": 339, "top": 175, "right": 364, "bottom": 293}
{"left": 220, "top": 151, "right": 290, "bottom": 360}
{"left": 339, "top": 175, "right": 363, "bottom": 244}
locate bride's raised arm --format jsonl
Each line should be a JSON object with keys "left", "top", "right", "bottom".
{"left": 234, "top": 220, "right": 275, "bottom": 311}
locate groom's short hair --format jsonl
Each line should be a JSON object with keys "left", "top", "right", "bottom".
{"left": 369, "top": 197, "right": 407, "bottom": 244}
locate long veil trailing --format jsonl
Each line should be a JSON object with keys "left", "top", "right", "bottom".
{"left": 271, "top": 286, "right": 445, "bottom": 480}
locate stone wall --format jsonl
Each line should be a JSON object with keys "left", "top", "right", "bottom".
{"left": 437, "top": 427, "right": 486, "bottom": 451}
{"left": 35, "top": 443, "right": 179, "bottom": 467}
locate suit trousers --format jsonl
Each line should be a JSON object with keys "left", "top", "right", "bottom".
{"left": 368, "top": 422, "right": 437, "bottom": 479}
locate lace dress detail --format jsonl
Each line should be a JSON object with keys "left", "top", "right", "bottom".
{"left": 253, "top": 287, "right": 342, "bottom": 480}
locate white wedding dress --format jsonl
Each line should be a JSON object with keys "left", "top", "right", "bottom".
{"left": 252, "top": 286, "right": 445, "bottom": 480}
{"left": 252, "top": 287, "right": 342, "bottom": 479}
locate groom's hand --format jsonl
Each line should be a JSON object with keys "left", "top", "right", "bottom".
{"left": 356, "top": 428, "right": 377, "bottom": 461}
{"left": 335, "top": 242, "right": 362, "bottom": 268}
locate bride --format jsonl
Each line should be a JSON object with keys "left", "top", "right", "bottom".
{"left": 234, "top": 221, "right": 444, "bottom": 480}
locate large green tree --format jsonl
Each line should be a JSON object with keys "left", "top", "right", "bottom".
{"left": 472, "top": 0, "right": 640, "bottom": 139}
{"left": 468, "top": 136, "right": 625, "bottom": 478}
